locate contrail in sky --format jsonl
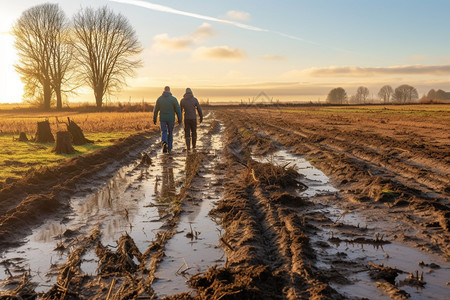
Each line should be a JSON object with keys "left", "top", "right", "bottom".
{"left": 109, "top": 0, "right": 317, "bottom": 45}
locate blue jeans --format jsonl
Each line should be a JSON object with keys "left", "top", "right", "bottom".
{"left": 160, "top": 121, "right": 175, "bottom": 151}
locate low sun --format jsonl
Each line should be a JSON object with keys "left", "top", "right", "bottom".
{"left": 0, "top": 32, "right": 23, "bottom": 103}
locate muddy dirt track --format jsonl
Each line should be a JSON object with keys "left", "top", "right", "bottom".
{"left": 0, "top": 106, "right": 449, "bottom": 299}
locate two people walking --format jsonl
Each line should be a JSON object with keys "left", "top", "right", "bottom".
{"left": 153, "top": 86, "right": 203, "bottom": 154}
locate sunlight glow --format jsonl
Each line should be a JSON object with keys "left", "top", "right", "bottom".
{"left": 0, "top": 32, "right": 23, "bottom": 103}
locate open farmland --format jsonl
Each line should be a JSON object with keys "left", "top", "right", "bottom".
{"left": 0, "top": 105, "right": 449, "bottom": 299}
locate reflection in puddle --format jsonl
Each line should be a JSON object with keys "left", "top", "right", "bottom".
{"left": 152, "top": 121, "right": 225, "bottom": 297}
{"left": 255, "top": 148, "right": 450, "bottom": 299}
{"left": 0, "top": 120, "right": 225, "bottom": 297}
{"left": 253, "top": 148, "right": 338, "bottom": 197}
{"left": 158, "top": 163, "right": 176, "bottom": 202}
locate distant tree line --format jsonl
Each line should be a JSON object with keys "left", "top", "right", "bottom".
{"left": 326, "top": 84, "right": 420, "bottom": 104}
{"left": 12, "top": 4, "right": 142, "bottom": 110}
{"left": 420, "top": 89, "right": 450, "bottom": 102}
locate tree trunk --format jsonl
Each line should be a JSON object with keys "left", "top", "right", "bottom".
{"left": 52, "top": 131, "right": 75, "bottom": 154}
{"left": 34, "top": 120, "right": 55, "bottom": 143}
{"left": 43, "top": 81, "right": 52, "bottom": 111}
{"left": 95, "top": 86, "right": 103, "bottom": 109}
{"left": 67, "top": 118, "right": 93, "bottom": 145}
{"left": 55, "top": 87, "right": 62, "bottom": 110}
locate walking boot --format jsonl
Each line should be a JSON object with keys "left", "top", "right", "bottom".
{"left": 185, "top": 137, "right": 191, "bottom": 152}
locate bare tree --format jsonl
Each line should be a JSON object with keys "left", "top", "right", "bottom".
{"left": 48, "top": 10, "right": 74, "bottom": 110}
{"left": 327, "top": 87, "right": 347, "bottom": 104}
{"left": 378, "top": 85, "right": 393, "bottom": 103}
{"left": 13, "top": 4, "right": 54, "bottom": 110}
{"left": 393, "top": 84, "right": 418, "bottom": 103}
{"left": 72, "top": 6, "right": 142, "bottom": 108}
{"left": 356, "top": 86, "right": 370, "bottom": 103}
{"left": 12, "top": 4, "right": 73, "bottom": 110}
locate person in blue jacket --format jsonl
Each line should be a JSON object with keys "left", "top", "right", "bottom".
{"left": 180, "top": 88, "right": 203, "bottom": 151}
{"left": 153, "top": 86, "right": 182, "bottom": 153}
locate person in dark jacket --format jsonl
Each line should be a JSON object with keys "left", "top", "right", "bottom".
{"left": 153, "top": 86, "right": 182, "bottom": 153}
{"left": 180, "top": 88, "right": 203, "bottom": 151}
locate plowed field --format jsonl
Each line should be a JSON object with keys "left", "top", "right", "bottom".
{"left": 0, "top": 105, "right": 449, "bottom": 299}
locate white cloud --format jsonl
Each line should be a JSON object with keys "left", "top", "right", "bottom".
{"left": 226, "top": 10, "right": 250, "bottom": 21}
{"left": 193, "top": 46, "right": 246, "bottom": 60}
{"left": 152, "top": 23, "right": 215, "bottom": 51}
{"left": 194, "top": 23, "right": 214, "bottom": 38}
{"left": 306, "top": 65, "right": 450, "bottom": 77}
{"left": 153, "top": 33, "right": 194, "bottom": 51}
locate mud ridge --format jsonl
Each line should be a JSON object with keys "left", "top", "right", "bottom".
{"left": 192, "top": 120, "right": 344, "bottom": 299}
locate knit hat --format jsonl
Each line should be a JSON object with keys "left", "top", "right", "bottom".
{"left": 164, "top": 86, "right": 170, "bottom": 92}
{"left": 186, "top": 88, "right": 192, "bottom": 93}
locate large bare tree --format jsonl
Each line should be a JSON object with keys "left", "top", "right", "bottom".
{"left": 327, "top": 87, "right": 347, "bottom": 104}
{"left": 72, "top": 6, "right": 142, "bottom": 108}
{"left": 378, "top": 85, "right": 393, "bottom": 103}
{"left": 393, "top": 84, "right": 418, "bottom": 103}
{"left": 48, "top": 10, "right": 74, "bottom": 110}
{"left": 12, "top": 3, "right": 72, "bottom": 110}
{"left": 355, "top": 86, "right": 370, "bottom": 103}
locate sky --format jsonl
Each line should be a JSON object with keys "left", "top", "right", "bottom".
{"left": 1, "top": 0, "right": 450, "bottom": 104}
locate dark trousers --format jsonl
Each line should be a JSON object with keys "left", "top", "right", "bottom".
{"left": 184, "top": 119, "right": 197, "bottom": 149}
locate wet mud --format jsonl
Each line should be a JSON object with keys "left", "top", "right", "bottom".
{"left": 1, "top": 107, "right": 449, "bottom": 299}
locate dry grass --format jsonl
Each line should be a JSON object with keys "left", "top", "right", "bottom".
{"left": 0, "top": 111, "right": 156, "bottom": 134}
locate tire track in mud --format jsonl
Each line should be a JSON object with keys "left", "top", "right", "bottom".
{"left": 252, "top": 116, "right": 448, "bottom": 201}
{"left": 225, "top": 109, "right": 449, "bottom": 255}
{"left": 195, "top": 121, "right": 343, "bottom": 299}
{"left": 211, "top": 111, "right": 450, "bottom": 300}
{"left": 150, "top": 117, "right": 226, "bottom": 297}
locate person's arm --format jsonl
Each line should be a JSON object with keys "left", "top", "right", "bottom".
{"left": 153, "top": 99, "right": 160, "bottom": 124}
{"left": 195, "top": 98, "right": 203, "bottom": 123}
{"left": 173, "top": 98, "right": 182, "bottom": 125}
{"left": 180, "top": 99, "right": 184, "bottom": 117}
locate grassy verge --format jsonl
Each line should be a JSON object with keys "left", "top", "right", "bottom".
{"left": 0, "top": 131, "right": 137, "bottom": 183}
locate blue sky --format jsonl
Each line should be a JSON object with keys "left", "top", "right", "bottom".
{"left": 1, "top": 0, "right": 450, "bottom": 103}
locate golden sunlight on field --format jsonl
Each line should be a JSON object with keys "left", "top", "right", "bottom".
{"left": 0, "top": 111, "right": 156, "bottom": 134}
{"left": 0, "top": 32, "right": 23, "bottom": 103}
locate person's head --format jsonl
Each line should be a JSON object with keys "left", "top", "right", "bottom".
{"left": 185, "top": 88, "right": 192, "bottom": 94}
{"left": 164, "top": 86, "right": 170, "bottom": 92}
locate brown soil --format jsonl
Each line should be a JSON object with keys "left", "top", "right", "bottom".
{"left": 0, "top": 105, "right": 449, "bottom": 299}
{"left": 215, "top": 107, "right": 449, "bottom": 256}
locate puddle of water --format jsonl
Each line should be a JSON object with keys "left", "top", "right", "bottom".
{"left": 152, "top": 121, "right": 225, "bottom": 297}
{"left": 0, "top": 119, "right": 225, "bottom": 297}
{"left": 309, "top": 199, "right": 450, "bottom": 299}
{"left": 326, "top": 239, "right": 450, "bottom": 300}
{"left": 254, "top": 148, "right": 450, "bottom": 299}
{"left": 313, "top": 202, "right": 450, "bottom": 299}
{"left": 253, "top": 149, "right": 338, "bottom": 197}
{"left": 0, "top": 129, "right": 185, "bottom": 291}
